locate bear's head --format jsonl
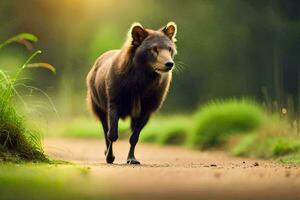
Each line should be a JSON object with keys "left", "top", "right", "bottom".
{"left": 128, "top": 22, "right": 177, "bottom": 74}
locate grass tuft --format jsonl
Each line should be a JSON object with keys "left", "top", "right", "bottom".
{"left": 188, "top": 99, "right": 266, "bottom": 149}
{"left": 0, "top": 34, "right": 54, "bottom": 162}
{"left": 0, "top": 80, "right": 48, "bottom": 162}
{"left": 232, "top": 117, "right": 300, "bottom": 163}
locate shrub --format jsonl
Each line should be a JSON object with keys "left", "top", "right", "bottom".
{"left": 157, "top": 126, "right": 187, "bottom": 145}
{"left": 189, "top": 99, "right": 265, "bottom": 149}
{"left": 140, "top": 115, "right": 191, "bottom": 145}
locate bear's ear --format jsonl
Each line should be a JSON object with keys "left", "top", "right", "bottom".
{"left": 130, "top": 23, "right": 148, "bottom": 46}
{"left": 162, "top": 22, "right": 177, "bottom": 42}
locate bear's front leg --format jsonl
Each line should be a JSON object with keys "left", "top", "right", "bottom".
{"left": 127, "top": 113, "right": 150, "bottom": 164}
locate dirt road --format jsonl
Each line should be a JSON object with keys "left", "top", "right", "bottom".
{"left": 44, "top": 138, "right": 300, "bottom": 200}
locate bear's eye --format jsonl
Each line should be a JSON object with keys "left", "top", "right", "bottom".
{"left": 168, "top": 47, "right": 172, "bottom": 53}
{"left": 152, "top": 46, "right": 159, "bottom": 54}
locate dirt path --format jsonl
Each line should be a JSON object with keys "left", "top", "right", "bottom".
{"left": 44, "top": 138, "right": 300, "bottom": 200}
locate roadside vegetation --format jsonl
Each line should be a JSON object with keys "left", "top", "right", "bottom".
{"left": 0, "top": 33, "right": 54, "bottom": 162}
{"left": 188, "top": 100, "right": 266, "bottom": 149}
{"left": 54, "top": 99, "right": 300, "bottom": 165}
{"left": 232, "top": 116, "right": 300, "bottom": 164}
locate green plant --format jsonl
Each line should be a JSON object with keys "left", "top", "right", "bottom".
{"left": 272, "top": 139, "right": 300, "bottom": 157}
{"left": 189, "top": 99, "right": 265, "bottom": 149}
{"left": 0, "top": 33, "right": 55, "bottom": 162}
{"left": 158, "top": 126, "right": 187, "bottom": 145}
{"left": 0, "top": 163, "right": 106, "bottom": 200}
{"left": 232, "top": 118, "right": 300, "bottom": 161}
{"left": 140, "top": 115, "right": 191, "bottom": 145}
{"left": 61, "top": 117, "right": 130, "bottom": 138}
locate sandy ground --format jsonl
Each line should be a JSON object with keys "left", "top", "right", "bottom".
{"left": 44, "top": 138, "right": 300, "bottom": 200}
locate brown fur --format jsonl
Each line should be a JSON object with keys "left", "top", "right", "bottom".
{"left": 86, "top": 22, "right": 177, "bottom": 164}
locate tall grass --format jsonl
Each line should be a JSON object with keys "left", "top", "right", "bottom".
{"left": 0, "top": 33, "right": 55, "bottom": 162}
{"left": 232, "top": 116, "right": 300, "bottom": 164}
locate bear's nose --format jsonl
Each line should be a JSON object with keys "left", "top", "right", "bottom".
{"left": 165, "top": 61, "right": 174, "bottom": 70}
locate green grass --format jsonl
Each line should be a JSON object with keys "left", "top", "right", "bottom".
{"left": 232, "top": 117, "right": 300, "bottom": 164}
{"left": 0, "top": 163, "right": 111, "bottom": 200}
{"left": 0, "top": 70, "right": 48, "bottom": 162}
{"left": 48, "top": 115, "right": 192, "bottom": 146}
{"left": 48, "top": 100, "right": 265, "bottom": 151}
{"left": 61, "top": 117, "right": 130, "bottom": 138}
{"left": 140, "top": 115, "right": 192, "bottom": 145}
{"left": 43, "top": 116, "right": 130, "bottom": 139}
{"left": 277, "top": 152, "right": 300, "bottom": 165}
{"left": 0, "top": 33, "right": 54, "bottom": 162}
{"left": 188, "top": 99, "right": 266, "bottom": 149}
{"left": 44, "top": 99, "right": 300, "bottom": 165}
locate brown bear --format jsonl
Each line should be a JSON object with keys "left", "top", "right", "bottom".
{"left": 86, "top": 22, "right": 177, "bottom": 164}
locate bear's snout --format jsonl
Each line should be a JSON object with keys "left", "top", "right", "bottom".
{"left": 165, "top": 60, "right": 174, "bottom": 71}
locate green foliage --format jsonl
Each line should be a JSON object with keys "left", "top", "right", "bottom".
{"left": 278, "top": 153, "right": 300, "bottom": 165}
{"left": 158, "top": 127, "right": 187, "bottom": 145}
{"left": 231, "top": 134, "right": 258, "bottom": 156}
{"left": 233, "top": 135, "right": 300, "bottom": 159}
{"left": 62, "top": 118, "right": 103, "bottom": 138}
{"left": 0, "top": 163, "right": 107, "bottom": 200}
{"left": 0, "top": 33, "right": 55, "bottom": 162}
{"left": 140, "top": 115, "right": 192, "bottom": 145}
{"left": 52, "top": 115, "right": 191, "bottom": 145}
{"left": 0, "top": 75, "right": 47, "bottom": 161}
{"left": 61, "top": 117, "right": 130, "bottom": 138}
{"left": 189, "top": 99, "right": 265, "bottom": 149}
{"left": 232, "top": 118, "right": 300, "bottom": 164}
{"left": 55, "top": 115, "right": 191, "bottom": 145}
{"left": 0, "top": 33, "right": 37, "bottom": 49}
{"left": 272, "top": 139, "right": 300, "bottom": 157}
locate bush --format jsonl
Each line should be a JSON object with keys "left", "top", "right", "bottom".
{"left": 189, "top": 99, "right": 265, "bottom": 149}
{"left": 158, "top": 127, "right": 187, "bottom": 145}
{"left": 140, "top": 115, "right": 191, "bottom": 145}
